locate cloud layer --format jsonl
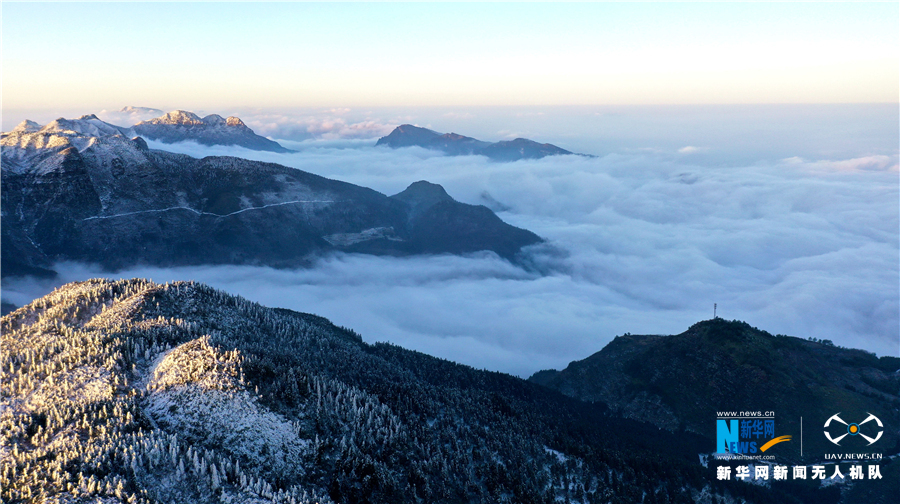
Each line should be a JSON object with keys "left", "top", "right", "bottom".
{"left": 3, "top": 108, "right": 897, "bottom": 377}
{"left": 95, "top": 107, "right": 398, "bottom": 142}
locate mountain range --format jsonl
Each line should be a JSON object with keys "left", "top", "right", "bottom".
{"left": 132, "top": 110, "right": 294, "bottom": 153}
{"left": 376, "top": 124, "right": 583, "bottom": 161}
{"left": 1, "top": 116, "right": 541, "bottom": 278}
{"left": 6, "top": 279, "right": 887, "bottom": 504}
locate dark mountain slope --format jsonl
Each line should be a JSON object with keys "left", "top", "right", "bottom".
{"left": 480, "top": 138, "right": 573, "bottom": 161}
{"left": 530, "top": 318, "right": 900, "bottom": 462}
{"left": 1, "top": 278, "right": 761, "bottom": 504}
{"left": 1, "top": 126, "right": 541, "bottom": 277}
{"left": 388, "top": 181, "right": 538, "bottom": 258}
{"left": 376, "top": 124, "right": 580, "bottom": 161}
{"left": 374, "top": 124, "right": 442, "bottom": 148}
{"left": 4, "top": 281, "right": 880, "bottom": 503}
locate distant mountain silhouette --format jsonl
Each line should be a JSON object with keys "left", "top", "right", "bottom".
{"left": 376, "top": 124, "right": 585, "bottom": 161}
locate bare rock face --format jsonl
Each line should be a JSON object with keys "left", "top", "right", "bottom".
{"left": 131, "top": 136, "right": 150, "bottom": 151}
{"left": 1, "top": 123, "right": 542, "bottom": 277}
{"left": 133, "top": 110, "right": 293, "bottom": 152}
{"left": 225, "top": 116, "right": 246, "bottom": 127}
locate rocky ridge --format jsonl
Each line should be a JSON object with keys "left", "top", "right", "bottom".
{"left": 132, "top": 110, "right": 293, "bottom": 153}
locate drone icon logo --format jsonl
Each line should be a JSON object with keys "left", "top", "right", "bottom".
{"left": 823, "top": 413, "right": 883, "bottom": 446}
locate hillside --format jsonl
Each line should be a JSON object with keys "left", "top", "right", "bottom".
{"left": 529, "top": 318, "right": 900, "bottom": 462}
{"left": 2, "top": 279, "right": 852, "bottom": 504}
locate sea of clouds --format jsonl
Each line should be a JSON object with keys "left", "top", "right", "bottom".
{"left": 3, "top": 105, "right": 897, "bottom": 377}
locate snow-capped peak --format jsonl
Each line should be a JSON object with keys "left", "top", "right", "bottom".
{"left": 130, "top": 110, "right": 292, "bottom": 152}
{"left": 139, "top": 110, "right": 206, "bottom": 126}
{"left": 38, "top": 115, "right": 135, "bottom": 138}
{"left": 12, "top": 120, "right": 41, "bottom": 133}
{"left": 202, "top": 114, "right": 226, "bottom": 125}
{"left": 137, "top": 110, "right": 249, "bottom": 129}
{"left": 1, "top": 114, "right": 152, "bottom": 176}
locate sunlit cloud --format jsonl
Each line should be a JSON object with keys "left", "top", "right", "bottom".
{"left": 240, "top": 113, "right": 395, "bottom": 141}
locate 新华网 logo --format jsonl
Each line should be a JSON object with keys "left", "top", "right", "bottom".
{"left": 716, "top": 412, "right": 791, "bottom": 454}
{"left": 824, "top": 413, "right": 882, "bottom": 446}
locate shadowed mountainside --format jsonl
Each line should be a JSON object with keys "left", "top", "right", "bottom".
{"left": 530, "top": 318, "right": 900, "bottom": 463}
{"left": 1, "top": 121, "right": 541, "bottom": 277}
{"left": 375, "top": 124, "right": 581, "bottom": 161}
{"left": 0, "top": 279, "right": 721, "bottom": 504}
{"left": 3, "top": 281, "right": 889, "bottom": 503}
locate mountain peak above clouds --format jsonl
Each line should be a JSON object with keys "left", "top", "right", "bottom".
{"left": 387, "top": 180, "right": 540, "bottom": 257}
{"left": 376, "top": 124, "right": 583, "bottom": 161}
{"left": 39, "top": 115, "right": 136, "bottom": 138}
{"left": 375, "top": 124, "right": 441, "bottom": 147}
{"left": 139, "top": 109, "right": 206, "bottom": 126}
{"left": 390, "top": 180, "right": 454, "bottom": 215}
{"left": 201, "top": 113, "right": 226, "bottom": 125}
{"left": 132, "top": 109, "right": 293, "bottom": 152}
{"left": 479, "top": 137, "right": 573, "bottom": 161}
{"left": 225, "top": 116, "right": 246, "bottom": 127}
{"left": 12, "top": 120, "right": 41, "bottom": 133}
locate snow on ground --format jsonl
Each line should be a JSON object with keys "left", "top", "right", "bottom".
{"left": 144, "top": 336, "right": 311, "bottom": 476}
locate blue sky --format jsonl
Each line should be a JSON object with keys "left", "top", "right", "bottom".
{"left": 3, "top": 2, "right": 898, "bottom": 111}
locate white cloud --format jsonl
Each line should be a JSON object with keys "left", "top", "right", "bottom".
{"left": 97, "top": 107, "right": 165, "bottom": 127}
{"left": 496, "top": 129, "right": 528, "bottom": 140}
{"left": 4, "top": 137, "right": 897, "bottom": 377}
{"left": 238, "top": 112, "right": 396, "bottom": 142}
{"left": 442, "top": 112, "right": 474, "bottom": 119}
{"left": 812, "top": 155, "right": 898, "bottom": 172}
{"left": 780, "top": 155, "right": 899, "bottom": 173}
